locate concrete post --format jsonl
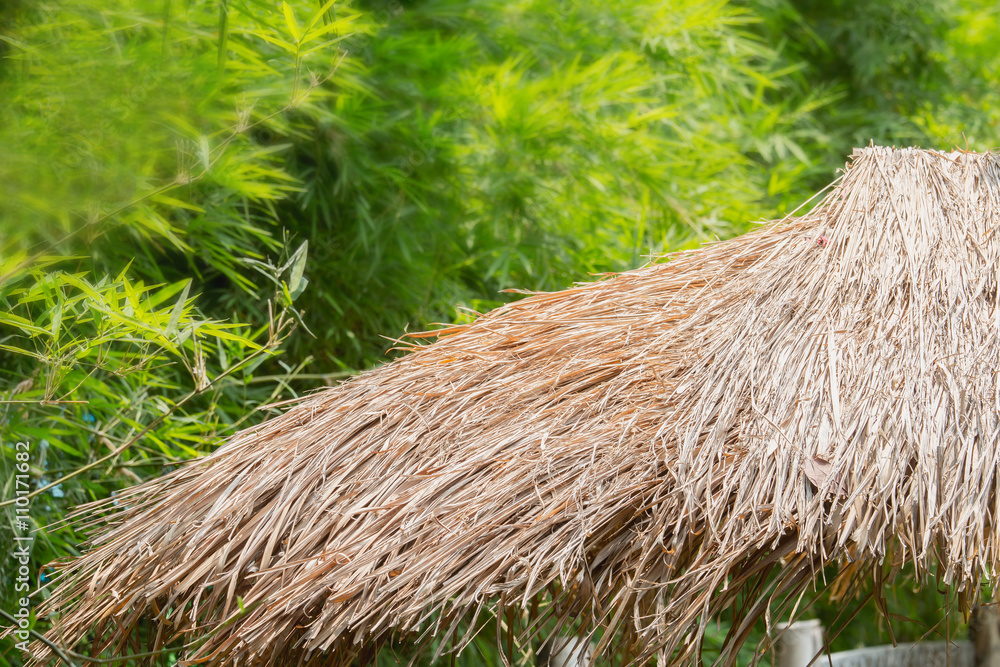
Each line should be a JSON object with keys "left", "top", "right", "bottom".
{"left": 536, "top": 636, "right": 593, "bottom": 667}
{"left": 775, "top": 619, "right": 825, "bottom": 667}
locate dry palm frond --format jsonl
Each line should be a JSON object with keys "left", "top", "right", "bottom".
{"left": 32, "top": 146, "right": 1000, "bottom": 665}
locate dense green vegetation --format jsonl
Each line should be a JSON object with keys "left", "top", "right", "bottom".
{"left": 1, "top": 0, "right": 997, "bottom": 664}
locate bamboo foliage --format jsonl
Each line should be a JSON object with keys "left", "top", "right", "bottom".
{"left": 35, "top": 147, "right": 1000, "bottom": 664}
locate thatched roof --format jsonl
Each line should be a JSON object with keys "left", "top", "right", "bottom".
{"left": 33, "top": 146, "right": 1000, "bottom": 665}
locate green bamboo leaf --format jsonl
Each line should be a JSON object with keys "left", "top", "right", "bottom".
{"left": 0, "top": 250, "right": 29, "bottom": 281}
{"left": 217, "top": 336, "right": 229, "bottom": 370}
{"left": 114, "top": 259, "right": 135, "bottom": 283}
{"left": 247, "top": 31, "right": 297, "bottom": 53}
{"left": 50, "top": 302, "right": 62, "bottom": 338}
{"left": 59, "top": 273, "right": 103, "bottom": 302}
{"left": 166, "top": 280, "right": 191, "bottom": 336}
{"left": 300, "top": 16, "right": 359, "bottom": 44}
{"left": 305, "top": 0, "right": 339, "bottom": 33}
{"left": 44, "top": 437, "right": 83, "bottom": 457}
{"left": 281, "top": 2, "right": 300, "bottom": 43}
{"left": 148, "top": 194, "right": 205, "bottom": 213}
{"left": 120, "top": 274, "right": 142, "bottom": 317}
{"left": 300, "top": 37, "right": 350, "bottom": 56}
{"left": 217, "top": 0, "right": 229, "bottom": 75}
{"left": 209, "top": 328, "right": 263, "bottom": 350}
{"left": 240, "top": 351, "right": 269, "bottom": 378}
{"left": 0, "top": 344, "right": 44, "bottom": 360}
{"left": 0, "top": 34, "right": 32, "bottom": 53}
{"left": 287, "top": 240, "right": 308, "bottom": 300}
{"left": 0, "top": 311, "right": 52, "bottom": 336}
{"left": 199, "top": 135, "right": 211, "bottom": 171}
{"left": 146, "top": 278, "right": 194, "bottom": 308}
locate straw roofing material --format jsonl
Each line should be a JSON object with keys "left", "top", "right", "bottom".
{"left": 34, "top": 146, "right": 1000, "bottom": 665}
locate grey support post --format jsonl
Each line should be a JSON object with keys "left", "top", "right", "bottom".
{"left": 775, "top": 619, "right": 825, "bottom": 667}
{"left": 536, "top": 636, "right": 593, "bottom": 667}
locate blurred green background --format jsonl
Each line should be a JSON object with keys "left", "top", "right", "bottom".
{"left": 1, "top": 0, "right": 997, "bottom": 664}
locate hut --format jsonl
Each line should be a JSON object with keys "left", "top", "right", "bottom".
{"left": 29, "top": 146, "right": 1000, "bottom": 665}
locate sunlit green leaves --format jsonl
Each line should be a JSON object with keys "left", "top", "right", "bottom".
{"left": 2, "top": 266, "right": 267, "bottom": 394}
{"left": 276, "top": 0, "right": 835, "bottom": 368}
{"left": 0, "top": 243, "right": 293, "bottom": 665}
{"left": 0, "top": 0, "right": 368, "bottom": 292}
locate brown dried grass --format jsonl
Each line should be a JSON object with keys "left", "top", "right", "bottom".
{"left": 33, "top": 146, "right": 1000, "bottom": 665}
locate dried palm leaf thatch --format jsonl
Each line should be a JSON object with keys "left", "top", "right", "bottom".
{"left": 33, "top": 146, "right": 1000, "bottom": 665}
